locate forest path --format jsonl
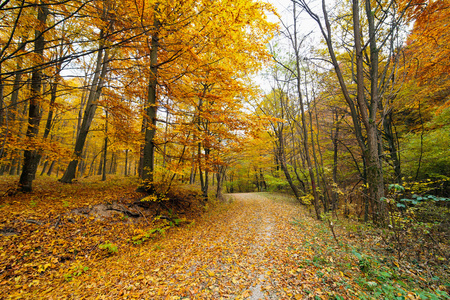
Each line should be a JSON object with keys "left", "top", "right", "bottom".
{"left": 39, "top": 192, "right": 352, "bottom": 299}
{"left": 137, "top": 192, "right": 312, "bottom": 299}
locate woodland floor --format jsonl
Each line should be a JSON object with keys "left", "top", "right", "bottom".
{"left": 0, "top": 176, "right": 448, "bottom": 299}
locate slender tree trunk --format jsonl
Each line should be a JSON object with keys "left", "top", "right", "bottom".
{"left": 276, "top": 128, "right": 303, "bottom": 201}
{"left": 109, "top": 152, "right": 116, "bottom": 174}
{"left": 297, "top": 0, "right": 386, "bottom": 221}
{"left": 19, "top": 4, "right": 49, "bottom": 192}
{"left": 97, "top": 149, "right": 104, "bottom": 175}
{"left": 9, "top": 40, "right": 26, "bottom": 122}
{"left": 129, "top": 157, "right": 132, "bottom": 177}
{"left": 308, "top": 106, "right": 328, "bottom": 212}
{"left": 199, "top": 143, "right": 209, "bottom": 201}
{"left": 34, "top": 55, "right": 62, "bottom": 173}
{"left": 76, "top": 73, "right": 91, "bottom": 140}
{"left": 0, "top": 63, "right": 4, "bottom": 131}
{"left": 332, "top": 110, "right": 341, "bottom": 210}
{"left": 312, "top": 102, "right": 333, "bottom": 213}
{"left": 47, "top": 160, "right": 55, "bottom": 176}
{"left": 292, "top": 2, "right": 320, "bottom": 219}
{"left": 124, "top": 149, "right": 128, "bottom": 176}
{"left": 4, "top": 40, "right": 25, "bottom": 169}
{"left": 101, "top": 110, "right": 108, "bottom": 181}
{"left": 383, "top": 111, "right": 401, "bottom": 184}
{"left": 60, "top": 38, "right": 109, "bottom": 183}
{"left": 215, "top": 165, "right": 226, "bottom": 200}
{"left": 260, "top": 169, "right": 267, "bottom": 190}
{"left": 40, "top": 160, "right": 48, "bottom": 176}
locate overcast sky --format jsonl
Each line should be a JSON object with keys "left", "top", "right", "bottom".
{"left": 255, "top": 0, "right": 323, "bottom": 92}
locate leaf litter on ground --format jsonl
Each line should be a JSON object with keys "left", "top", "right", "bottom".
{"left": 0, "top": 177, "right": 448, "bottom": 299}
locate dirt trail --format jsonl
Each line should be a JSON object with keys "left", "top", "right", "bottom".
{"left": 36, "top": 192, "right": 348, "bottom": 299}
{"left": 140, "top": 192, "right": 297, "bottom": 299}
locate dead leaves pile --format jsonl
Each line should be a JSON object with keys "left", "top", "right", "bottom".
{"left": 0, "top": 176, "right": 200, "bottom": 299}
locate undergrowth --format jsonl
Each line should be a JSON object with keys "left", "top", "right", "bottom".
{"left": 289, "top": 202, "right": 449, "bottom": 299}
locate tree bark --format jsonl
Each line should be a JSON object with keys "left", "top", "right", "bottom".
{"left": 124, "top": 149, "right": 129, "bottom": 176}
{"left": 19, "top": 3, "right": 49, "bottom": 192}
{"left": 331, "top": 110, "right": 341, "bottom": 210}
{"left": 139, "top": 4, "right": 161, "bottom": 192}
{"left": 215, "top": 165, "right": 226, "bottom": 200}
{"left": 292, "top": 2, "right": 321, "bottom": 219}
{"left": 101, "top": 110, "right": 108, "bottom": 181}
{"left": 364, "top": 0, "right": 385, "bottom": 222}
{"left": 60, "top": 38, "right": 109, "bottom": 183}
{"left": 275, "top": 127, "right": 303, "bottom": 202}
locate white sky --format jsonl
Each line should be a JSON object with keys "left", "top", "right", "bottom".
{"left": 266, "top": 0, "right": 321, "bottom": 36}
{"left": 255, "top": 0, "right": 327, "bottom": 93}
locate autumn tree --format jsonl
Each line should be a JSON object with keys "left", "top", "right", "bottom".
{"left": 292, "top": 0, "right": 414, "bottom": 222}
{"left": 136, "top": 0, "right": 276, "bottom": 194}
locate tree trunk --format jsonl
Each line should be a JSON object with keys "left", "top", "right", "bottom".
{"left": 19, "top": 4, "right": 49, "bottom": 192}
{"left": 292, "top": 2, "right": 320, "bottom": 219}
{"left": 0, "top": 63, "right": 4, "bottom": 139}
{"left": 60, "top": 38, "right": 109, "bottom": 183}
{"left": 34, "top": 51, "right": 62, "bottom": 175}
{"left": 47, "top": 160, "right": 55, "bottom": 176}
{"left": 101, "top": 110, "right": 108, "bottom": 181}
{"left": 124, "top": 149, "right": 128, "bottom": 176}
{"left": 383, "top": 110, "right": 401, "bottom": 184}
{"left": 297, "top": 0, "right": 386, "bottom": 221}
{"left": 276, "top": 128, "right": 303, "bottom": 202}
{"left": 215, "top": 165, "right": 226, "bottom": 200}
{"left": 40, "top": 160, "right": 48, "bottom": 176}
{"left": 139, "top": 4, "right": 161, "bottom": 192}
{"left": 332, "top": 110, "right": 341, "bottom": 210}
{"left": 364, "top": 0, "right": 385, "bottom": 222}
{"left": 97, "top": 149, "right": 104, "bottom": 175}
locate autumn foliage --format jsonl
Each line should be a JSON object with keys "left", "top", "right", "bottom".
{"left": 0, "top": 0, "right": 449, "bottom": 298}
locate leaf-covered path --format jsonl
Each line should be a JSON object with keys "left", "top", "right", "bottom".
{"left": 28, "top": 192, "right": 357, "bottom": 299}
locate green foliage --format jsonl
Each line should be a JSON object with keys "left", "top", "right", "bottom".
{"left": 351, "top": 249, "right": 450, "bottom": 299}
{"left": 225, "top": 179, "right": 256, "bottom": 193}
{"left": 291, "top": 203, "right": 449, "bottom": 300}
{"left": 388, "top": 184, "right": 405, "bottom": 193}
{"left": 401, "top": 124, "right": 450, "bottom": 179}
{"left": 403, "top": 177, "right": 449, "bottom": 196}
{"left": 130, "top": 226, "right": 167, "bottom": 245}
{"left": 98, "top": 241, "right": 118, "bottom": 254}
{"left": 166, "top": 209, "right": 186, "bottom": 227}
{"left": 380, "top": 183, "right": 449, "bottom": 262}
{"left": 353, "top": 251, "right": 371, "bottom": 273}
{"left": 64, "top": 265, "right": 89, "bottom": 282}
{"left": 264, "top": 174, "right": 291, "bottom": 192}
